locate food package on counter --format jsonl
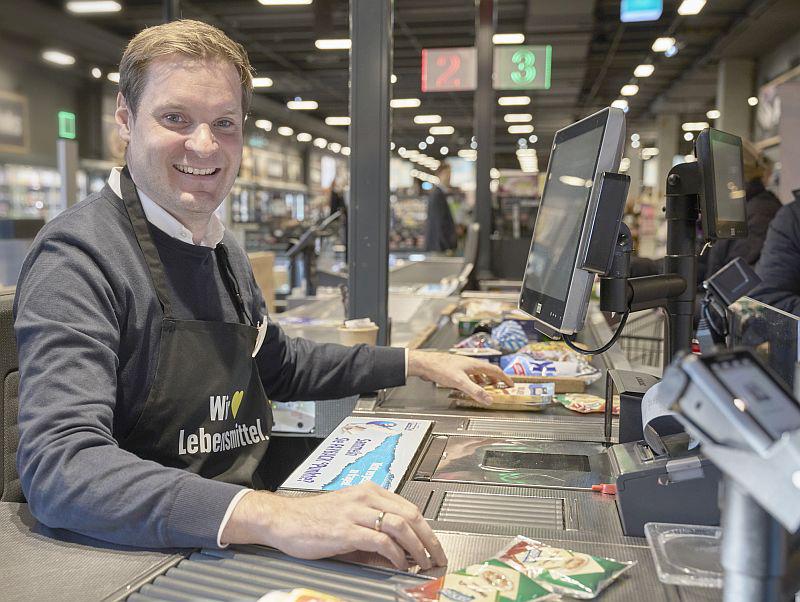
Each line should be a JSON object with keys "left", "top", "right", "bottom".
{"left": 399, "top": 559, "right": 558, "bottom": 601}
{"left": 500, "top": 355, "right": 602, "bottom": 384}
{"left": 453, "top": 332, "right": 501, "bottom": 350}
{"left": 258, "top": 588, "right": 347, "bottom": 602}
{"left": 450, "top": 383, "right": 554, "bottom": 411}
{"left": 516, "top": 341, "right": 585, "bottom": 363}
{"left": 556, "top": 393, "right": 620, "bottom": 415}
{"left": 494, "top": 536, "right": 636, "bottom": 599}
{"left": 491, "top": 320, "right": 529, "bottom": 354}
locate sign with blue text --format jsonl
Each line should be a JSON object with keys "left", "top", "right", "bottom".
{"left": 281, "top": 416, "right": 432, "bottom": 492}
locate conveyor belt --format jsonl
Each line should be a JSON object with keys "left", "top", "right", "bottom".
{"left": 126, "top": 545, "right": 425, "bottom": 602}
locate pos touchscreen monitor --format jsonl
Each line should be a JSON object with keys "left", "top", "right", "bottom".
{"left": 518, "top": 107, "right": 625, "bottom": 335}
{"left": 695, "top": 128, "right": 747, "bottom": 241}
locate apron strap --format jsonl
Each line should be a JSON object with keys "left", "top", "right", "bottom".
{"left": 119, "top": 166, "right": 174, "bottom": 317}
{"left": 215, "top": 243, "right": 254, "bottom": 326}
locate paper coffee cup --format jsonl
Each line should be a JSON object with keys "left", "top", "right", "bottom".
{"left": 338, "top": 324, "right": 379, "bottom": 346}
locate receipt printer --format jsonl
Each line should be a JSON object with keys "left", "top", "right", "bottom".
{"left": 608, "top": 433, "right": 721, "bottom": 537}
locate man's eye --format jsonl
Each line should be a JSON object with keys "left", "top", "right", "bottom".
{"left": 164, "top": 114, "right": 185, "bottom": 124}
{"left": 216, "top": 119, "right": 235, "bottom": 129}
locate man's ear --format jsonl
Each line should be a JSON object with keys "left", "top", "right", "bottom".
{"left": 115, "top": 92, "right": 132, "bottom": 143}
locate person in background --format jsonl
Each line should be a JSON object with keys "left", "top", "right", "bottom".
{"left": 704, "top": 141, "right": 781, "bottom": 280}
{"left": 424, "top": 163, "right": 457, "bottom": 253}
{"left": 751, "top": 186, "right": 800, "bottom": 316}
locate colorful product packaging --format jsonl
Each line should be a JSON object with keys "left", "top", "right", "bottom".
{"left": 555, "top": 393, "right": 620, "bottom": 415}
{"left": 494, "top": 536, "right": 635, "bottom": 599}
{"left": 449, "top": 383, "right": 555, "bottom": 411}
{"left": 400, "top": 559, "right": 557, "bottom": 602}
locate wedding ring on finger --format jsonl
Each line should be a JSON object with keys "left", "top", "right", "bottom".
{"left": 374, "top": 510, "right": 386, "bottom": 532}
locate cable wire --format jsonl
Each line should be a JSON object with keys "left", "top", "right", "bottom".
{"left": 562, "top": 309, "right": 631, "bottom": 356}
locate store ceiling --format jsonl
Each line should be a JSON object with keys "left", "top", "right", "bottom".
{"left": 12, "top": 0, "right": 800, "bottom": 169}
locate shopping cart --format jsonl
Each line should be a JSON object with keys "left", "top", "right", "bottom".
{"left": 617, "top": 309, "right": 665, "bottom": 369}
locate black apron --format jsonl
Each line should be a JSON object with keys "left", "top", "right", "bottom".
{"left": 118, "top": 167, "right": 272, "bottom": 487}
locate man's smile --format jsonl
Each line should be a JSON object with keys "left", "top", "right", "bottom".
{"left": 173, "top": 164, "right": 220, "bottom": 176}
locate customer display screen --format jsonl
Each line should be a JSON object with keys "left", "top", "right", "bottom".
{"left": 712, "top": 135, "right": 746, "bottom": 223}
{"left": 524, "top": 124, "right": 605, "bottom": 302}
{"left": 709, "top": 355, "right": 800, "bottom": 440}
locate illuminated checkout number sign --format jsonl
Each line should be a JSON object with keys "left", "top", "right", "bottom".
{"left": 421, "top": 46, "right": 552, "bottom": 92}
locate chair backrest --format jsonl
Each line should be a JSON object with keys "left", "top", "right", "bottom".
{"left": 0, "top": 289, "right": 23, "bottom": 502}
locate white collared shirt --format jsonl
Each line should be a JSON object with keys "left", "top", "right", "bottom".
{"left": 107, "top": 167, "right": 225, "bottom": 248}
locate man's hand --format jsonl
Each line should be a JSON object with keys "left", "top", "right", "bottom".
{"left": 221, "top": 482, "right": 447, "bottom": 571}
{"left": 407, "top": 350, "right": 514, "bottom": 406}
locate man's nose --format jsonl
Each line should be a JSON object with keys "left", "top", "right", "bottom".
{"left": 185, "top": 123, "right": 217, "bottom": 157}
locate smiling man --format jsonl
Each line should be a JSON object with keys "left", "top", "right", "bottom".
{"left": 12, "top": 20, "right": 510, "bottom": 570}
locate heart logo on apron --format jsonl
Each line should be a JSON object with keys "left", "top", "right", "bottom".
{"left": 231, "top": 390, "right": 245, "bottom": 419}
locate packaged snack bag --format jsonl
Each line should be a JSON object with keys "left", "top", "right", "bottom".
{"left": 449, "top": 383, "right": 554, "bottom": 411}
{"left": 400, "top": 559, "right": 557, "bottom": 601}
{"left": 500, "top": 356, "right": 600, "bottom": 381}
{"left": 490, "top": 320, "right": 529, "bottom": 354}
{"left": 494, "top": 536, "right": 635, "bottom": 599}
{"left": 453, "top": 333, "right": 501, "bottom": 350}
{"left": 555, "top": 393, "right": 620, "bottom": 415}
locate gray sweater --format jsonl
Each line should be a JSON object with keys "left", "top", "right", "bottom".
{"left": 13, "top": 186, "right": 405, "bottom": 549}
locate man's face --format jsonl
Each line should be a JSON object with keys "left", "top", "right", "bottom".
{"left": 115, "top": 55, "right": 243, "bottom": 221}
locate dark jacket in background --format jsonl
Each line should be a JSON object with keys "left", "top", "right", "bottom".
{"left": 704, "top": 180, "right": 781, "bottom": 279}
{"left": 751, "top": 198, "right": 800, "bottom": 316}
{"left": 424, "top": 185, "right": 457, "bottom": 252}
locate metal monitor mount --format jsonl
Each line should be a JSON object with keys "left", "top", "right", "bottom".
{"left": 662, "top": 350, "right": 800, "bottom": 601}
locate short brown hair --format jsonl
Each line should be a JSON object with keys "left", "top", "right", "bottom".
{"left": 119, "top": 19, "right": 254, "bottom": 118}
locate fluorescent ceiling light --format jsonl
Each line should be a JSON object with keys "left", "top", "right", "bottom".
{"left": 611, "top": 99, "right": 628, "bottom": 111}
{"left": 315, "top": 39, "right": 351, "bottom": 50}
{"left": 641, "top": 147, "right": 660, "bottom": 157}
{"left": 620, "top": 158, "right": 631, "bottom": 172}
{"left": 418, "top": 141, "right": 427, "bottom": 150}
{"left": 255, "top": 119, "right": 272, "bottom": 131}
{"left": 329, "top": 142, "right": 342, "bottom": 153}
{"left": 296, "top": 132, "right": 312, "bottom": 142}
{"left": 748, "top": 96, "right": 759, "bottom": 106}
{"left": 528, "top": 134, "right": 538, "bottom": 143}
{"left": 277, "top": 126, "right": 294, "bottom": 136}
{"left": 325, "top": 116, "right": 350, "bottom": 126}
{"left": 684, "top": 132, "right": 694, "bottom": 141}
{"left": 493, "top": 33, "right": 525, "bottom": 45}
{"left": 252, "top": 77, "right": 273, "bottom": 88}
{"left": 425, "top": 135, "right": 434, "bottom": 144}
{"left": 652, "top": 37, "right": 676, "bottom": 53}
{"left": 634, "top": 64, "right": 654, "bottom": 78}
{"left": 498, "top": 96, "right": 531, "bottom": 106}
{"left": 91, "top": 67, "right": 102, "bottom": 79}
{"left": 287, "top": 99, "right": 318, "bottom": 110}
{"left": 620, "top": 84, "right": 639, "bottom": 96}
{"left": 631, "top": 140, "right": 641, "bottom": 148}
{"left": 66, "top": 1, "right": 121, "bottom": 13}
{"left": 490, "top": 168, "right": 500, "bottom": 179}
{"left": 391, "top": 98, "right": 421, "bottom": 108}
{"left": 504, "top": 113, "right": 532, "bottom": 123}
{"left": 631, "top": 133, "right": 640, "bottom": 142}
{"left": 42, "top": 49, "right": 76, "bottom": 66}
{"left": 107, "top": 71, "right": 120, "bottom": 83}
{"left": 391, "top": 74, "right": 398, "bottom": 84}
{"left": 559, "top": 175, "right": 588, "bottom": 187}
{"left": 706, "top": 109, "right": 721, "bottom": 119}
{"left": 313, "top": 137, "right": 327, "bottom": 148}
{"left": 430, "top": 126, "right": 454, "bottom": 135}
{"left": 678, "top": 0, "right": 706, "bottom": 15}
{"left": 258, "top": 0, "right": 312, "bottom": 4}
{"left": 682, "top": 121, "right": 709, "bottom": 131}
{"left": 414, "top": 114, "right": 441, "bottom": 124}
{"left": 458, "top": 149, "right": 477, "bottom": 160}
{"left": 439, "top": 146, "right": 449, "bottom": 155}
{"left": 341, "top": 147, "right": 351, "bottom": 156}
{"left": 508, "top": 124, "right": 534, "bottom": 134}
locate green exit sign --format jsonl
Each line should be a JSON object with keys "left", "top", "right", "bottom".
{"left": 493, "top": 45, "right": 552, "bottom": 91}
{"left": 58, "top": 110, "right": 76, "bottom": 139}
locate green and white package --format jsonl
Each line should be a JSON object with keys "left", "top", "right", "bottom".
{"left": 494, "top": 536, "right": 635, "bottom": 599}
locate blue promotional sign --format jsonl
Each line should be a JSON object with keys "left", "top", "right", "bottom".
{"left": 620, "top": 0, "right": 663, "bottom": 22}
